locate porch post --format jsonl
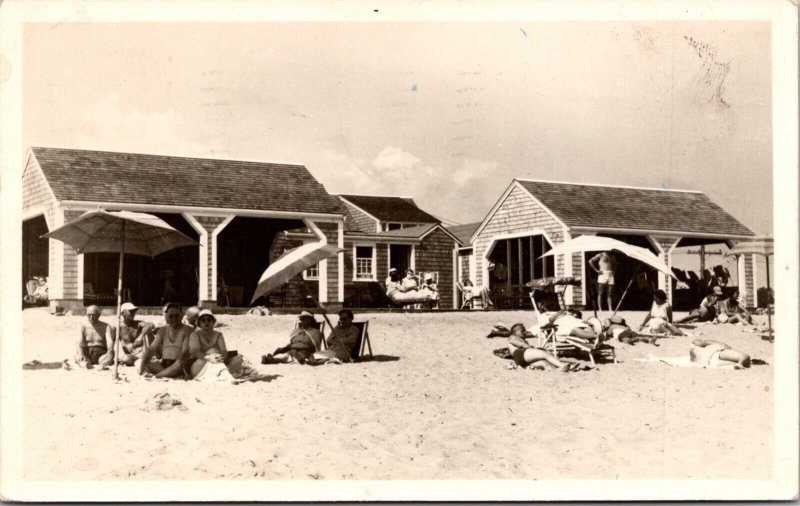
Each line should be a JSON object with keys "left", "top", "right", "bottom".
{"left": 338, "top": 220, "right": 344, "bottom": 302}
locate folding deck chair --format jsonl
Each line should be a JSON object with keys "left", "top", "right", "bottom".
{"left": 294, "top": 318, "right": 327, "bottom": 350}
{"left": 349, "top": 321, "right": 373, "bottom": 362}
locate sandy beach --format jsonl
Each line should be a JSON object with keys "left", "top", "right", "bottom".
{"left": 21, "top": 307, "right": 773, "bottom": 481}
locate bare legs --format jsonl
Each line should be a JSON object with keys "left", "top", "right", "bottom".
{"left": 521, "top": 348, "right": 570, "bottom": 371}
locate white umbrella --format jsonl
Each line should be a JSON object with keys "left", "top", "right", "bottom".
{"left": 43, "top": 210, "right": 198, "bottom": 378}
{"left": 251, "top": 242, "right": 344, "bottom": 327}
{"left": 725, "top": 236, "right": 774, "bottom": 338}
{"left": 541, "top": 235, "right": 676, "bottom": 314}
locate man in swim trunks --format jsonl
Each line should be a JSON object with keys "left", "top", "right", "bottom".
{"left": 507, "top": 323, "right": 574, "bottom": 371}
{"left": 74, "top": 305, "right": 114, "bottom": 368}
{"left": 115, "top": 302, "right": 156, "bottom": 366}
{"left": 262, "top": 310, "right": 324, "bottom": 364}
{"left": 137, "top": 303, "right": 192, "bottom": 378}
{"left": 589, "top": 251, "right": 618, "bottom": 312}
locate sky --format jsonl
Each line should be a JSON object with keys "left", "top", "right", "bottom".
{"left": 21, "top": 21, "right": 773, "bottom": 282}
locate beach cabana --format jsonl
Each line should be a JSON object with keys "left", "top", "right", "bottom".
{"left": 466, "top": 179, "right": 756, "bottom": 310}
{"left": 22, "top": 146, "right": 345, "bottom": 312}
{"left": 279, "top": 194, "right": 461, "bottom": 309}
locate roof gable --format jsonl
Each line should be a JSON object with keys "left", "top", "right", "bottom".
{"left": 515, "top": 180, "right": 754, "bottom": 237}
{"left": 338, "top": 194, "right": 439, "bottom": 223}
{"left": 31, "top": 147, "right": 342, "bottom": 215}
{"left": 446, "top": 222, "right": 481, "bottom": 246}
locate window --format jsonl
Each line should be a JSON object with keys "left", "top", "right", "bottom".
{"left": 488, "top": 234, "right": 554, "bottom": 286}
{"left": 354, "top": 245, "right": 375, "bottom": 281}
{"left": 304, "top": 263, "right": 319, "bottom": 280}
{"left": 385, "top": 223, "right": 403, "bottom": 231}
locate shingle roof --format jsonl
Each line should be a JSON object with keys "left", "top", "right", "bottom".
{"left": 446, "top": 222, "right": 481, "bottom": 246}
{"left": 30, "top": 147, "right": 342, "bottom": 215}
{"left": 516, "top": 180, "right": 754, "bottom": 237}
{"left": 372, "top": 223, "right": 438, "bottom": 239}
{"left": 338, "top": 194, "right": 439, "bottom": 223}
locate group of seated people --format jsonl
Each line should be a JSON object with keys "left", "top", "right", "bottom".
{"left": 675, "top": 286, "right": 754, "bottom": 326}
{"left": 74, "top": 302, "right": 243, "bottom": 380}
{"left": 385, "top": 268, "right": 439, "bottom": 305}
{"left": 75, "top": 301, "right": 363, "bottom": 377}
{"left": 261, "top": 309, "right": 360, "bottom": 365}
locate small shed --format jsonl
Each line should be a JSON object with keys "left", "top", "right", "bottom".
{"left": 22, "top": 147, "right": 345, "bottom": 312}
{"left": 468, "top": 178, "right": 756, "bottom": 309}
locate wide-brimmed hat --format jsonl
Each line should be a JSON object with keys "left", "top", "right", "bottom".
{"left": 389, "top": 268, "right": 398, "bottom": 273}
{"left": 120, "top": 302, "right": 137, "bottom": 312}
{"left": 712, "top": 286, "right": 723, "bottom": 296}
{"left": 197, "top": 309, "right": 216, "bottom": 321}
{"left": 298, "top": 310, "right": 315, "bottom": 320}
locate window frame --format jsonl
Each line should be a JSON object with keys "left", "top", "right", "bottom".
{"left": 352, "top": 243, "right": 377, "bottom": 282}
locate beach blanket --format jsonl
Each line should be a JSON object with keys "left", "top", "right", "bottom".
{"left": 634, "top": 353, "right": 740, "bottom": 370}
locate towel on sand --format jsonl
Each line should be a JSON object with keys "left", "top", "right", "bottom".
{"left": 634, "top": 354, "right": 739, "bottom": 370}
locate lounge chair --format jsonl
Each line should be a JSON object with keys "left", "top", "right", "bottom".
{"left": 350, "top": 321, "right": 373, "bottom": 362}
{"left": 377, "top": 282, "right": 436, "bottom": 309}
{"left": 457, "top": 281, "right": 480, "bottom": 309}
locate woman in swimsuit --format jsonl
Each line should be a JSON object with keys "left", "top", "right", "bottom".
{"left": 638, "top": 289, "right": 685, "bottom": 336}
{"left": 137, "top": 302, "right": 192, "bottom": 378}
{"left": 186, "top": 309, "right": 243, "bottom": 379}
{"left": 506, "top": 323, "right": 576, "bottom": 371}
{"left": 689, "top": 339, "right": 751, "bottom": 369}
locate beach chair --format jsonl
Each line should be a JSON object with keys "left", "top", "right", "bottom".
{"left": 562, "top": 336, "right": 616, "bottom": 365}
{"left": 457, "top": 281, "right": 479, "bottom": 309}
{"left": 350, "top": 321, "right": 373, "bottom": 362}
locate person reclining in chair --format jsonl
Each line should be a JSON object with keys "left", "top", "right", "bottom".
{"left": 308, "top": 309, "right": 360, "bottom": 365}
{"left": 262, "top": 310, "right": 323, "bottom": 364}
{"left": 386, "top": 270, "right": 438, "bottom": 304}
{"left": 537, "top": 309, "right": 604, "bottom": 346}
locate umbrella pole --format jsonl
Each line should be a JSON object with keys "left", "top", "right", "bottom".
{"left": 114, "top": 222, "right": 125, "bottom": 380}
{"left": 612, "top": 265, "right": 640, "bottom": 317}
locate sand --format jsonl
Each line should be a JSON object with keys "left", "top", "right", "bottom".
{"left": 20, "top": 307, "right": 773, "bottom": 481}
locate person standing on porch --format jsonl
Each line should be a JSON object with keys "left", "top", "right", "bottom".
{"left": 589, "top": 251, "right": 618, "bottom": 312}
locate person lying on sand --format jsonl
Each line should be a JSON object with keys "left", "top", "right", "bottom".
{"left": 185, "top": 309, "right": 244, "bottom": 379}
{"left": 115, "top": 302, "right": 156, "bottom": 366}
{"left": 603, "top": 314, "right": 658, "bottom": 346}
{"left": 262, "top": 310, "right": 323, "bottom": 364}
{"left": 308, "top": 309, "right": 359, "bottom": 365}
{"left": 137, "top": 303, "right": 192, "bottom": 378}
{"left": 506, "top": 323, "right": 581, "bottom": 371}
{"left": 638, "top": 289, "right": 685, "bottom": 336}
{"left": 689, "top": 339, "right": 751, "bottom": 369}
{"left": 74, "top": 305, "right": 114, "bottom": 369}
{"left": 675, "top": 286, "right": 722, "bottom": 324}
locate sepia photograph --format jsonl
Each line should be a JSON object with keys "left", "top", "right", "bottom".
{"left": 0, "top": 0, "right": 797, "bottom": 501}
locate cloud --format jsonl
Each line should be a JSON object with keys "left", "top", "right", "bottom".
{"left": 311, "top": 146, "right": 501, "bottom": 224}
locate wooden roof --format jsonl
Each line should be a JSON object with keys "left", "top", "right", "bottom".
{"left": 516, "top": 179, "right": 754, "bottom": 237}
{"left": 338, "top": 194, "right": 439, "bottom": 223}
{"left": 30, "top": 147, "right": 342, "bottom": 215}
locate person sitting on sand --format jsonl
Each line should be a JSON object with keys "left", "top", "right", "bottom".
{"left": 386, "top": 270, "right": 438, "bottom": 303}
{"left": 74, "top": 305, "right": 114, "bottom": 369}
{"left": 136, "top": 303, "right": 192, "bottom": 378}
{"left": 183, "top": 306, "right": 201, "bottom": 328}
{"left": 714, "top": 289, "right": 754, "bottom": 325}
{"left": 638, "top": 289, "right": 685, "bottom": 336}
{"left": 675, "top": 286, "right": 723, "bottom": 324}
{"left": 506, "top": 323, "right": 579, "bottom": 371}
{"left": 604, "top": 314, "right": 658, "bottom": 346}
{"left": 309, "top": 309, "right": 360, "bottom": 364}
{"left": 689, "top": 339, "right": 751, "bottom": 369}
{"left": 463, "top": 279, "right": 494, "bottom": 309}
{"left": 262, "top": 310, "right": 324, "bottom": 364}
{"left": 185, "top": 309, "right": 244, "bottom": 379}
{"left": 115, "top": 302, "right": 156, "bottom": 366}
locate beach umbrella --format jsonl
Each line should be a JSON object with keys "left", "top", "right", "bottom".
{"left": 43, "top": 210, "right": 199, "bottom": 378}
{"left": 725, "top": 236, "right": 774, "bottom": 338}
{"left": 250, "top": 242, "right": 344, "bottom": 328}
{"left": 540, "top": 235, "right": 676, "bottom": 315}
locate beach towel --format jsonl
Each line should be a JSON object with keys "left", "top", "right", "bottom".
{"left": 193, "top": 361, "right": 236, "bottom": 383}
{"left": 634, "top": 353, "right": 740, "bottom": 370}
